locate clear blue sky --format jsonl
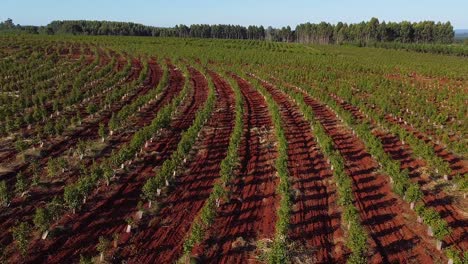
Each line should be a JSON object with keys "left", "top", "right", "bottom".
{"left": 2, "top": 0, "right": 467, "bottom": 29}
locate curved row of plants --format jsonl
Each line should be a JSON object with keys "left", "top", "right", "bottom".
{"left": 0, "top": 48, "right": 51, "bottom": 85}
{"left": 142, "top": 66, "right": 215, "bottom": 205}
{"left": 290, "top": 81, "right": 454, "bottom": 257}
{"left": 339, "top": 75, "right": 465, "bottom": 157}
{"left": 110, "top": 61, "right": 169, "bottom": 131}
{"left": 30, "top": 56, "right": 119, "bottom": 137}
{"left": 0, "top": 48, "right": 101, "bottom": 136}
{"left": 180, "top": 71, "right": 244, "bottom": 257}
{"left": 8, "top": 55, "right": 133, "bottom": 158}
{"left": 0, "top": 45, "right": 69, "bottom": 88}
{"left": 0, "top": 59, "right": 165, "bottom": 223}
{"left": 0, "top": 56, "right": 87, "bottom": 134}
{"left": 329, "top": 85, "right": 456, "bottom": 179}
{"left": 325, "top": 93, "right": 467, "bottom": 260}
{"left": 250, "top": 76, "right": 292, "bottom": 263}
{"left": 28, "top": 63, "right": 191, "bottom": 239}
{"left": 264, "top": 78, "right": 368, "bottom": 264}
{"left": 0, "top": 57, "right": 147, "bottom": 212}
{"left": 39, "top": 55, "right": 133, "bottom": 137}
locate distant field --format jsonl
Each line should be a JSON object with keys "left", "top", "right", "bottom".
{"left": 0, "top": 34, "right": 466, "bottom": 263}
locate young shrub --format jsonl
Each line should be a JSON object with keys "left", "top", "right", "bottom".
{"left": 96, "top": 236, "right": 110, "bottom": 262}
{"left": 47, "top": 158, "right": 59, "bottom": 178}
{"left": 33, "top": 207, "right": 52, "bottom": 239}
{"left": 86, "top": 103, "right": 98, "bottom": 115}
{"left": 64, "top": 185, "right": 82, "bottom": 214}
{"left": 0, "top": 181, "right": 10, "bottom": 207}
{"left": 405, "top": 183, "right": 423, "bottom": 210}
{"left": 11, "top": 222, "right": 31, "bottom": 257}
{"left": 79, "top": 254, "right": 93, "bottom": 264}
{"left": 98, "top": 123, "right": 106, "bottom": 142}
{"left": 15, "top": 172, "right": 28, "bottom": 196}
{"left": 47, "top": 196, "right": 64, "bottom": 221}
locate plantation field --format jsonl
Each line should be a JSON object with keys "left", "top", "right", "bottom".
{"left": 0, "top": 34, "right": 466, "bottom": 264}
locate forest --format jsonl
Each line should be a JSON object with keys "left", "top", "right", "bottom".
{"left": 0, "top": 18, "right": 455, "bottom": 45}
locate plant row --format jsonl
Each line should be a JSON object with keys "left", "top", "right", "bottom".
{"left": 142, "top": 66, "right": 215, "bottom": 203}
{"left": 251, "top": 77, "right": 291, "bottom": 264}
{"left": 181, "top": 71, "right": 244, "bottom": 256}
{"left": 28, "top": 64, "right": 190, "bottom": 237}
{"left": 295, "top": 83, "right": 455, "bottom": 257}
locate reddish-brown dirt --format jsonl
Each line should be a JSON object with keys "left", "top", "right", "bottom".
{"left": 1, "top": 59, "right": 170, "bottom": 259}
{"left": 258, "top": 79, "right": 346, "bottom": 263}
{"left": 194, "top": 75, "right": 277, "bottom": 264}
{"left": 21, "top": 66, "right": 207, "bottom": 263}
{"left": 295, "top": 89, "right": 445, "bottom": 263}
{"left": 385, "top": 114, "right": 468, "bottom": 177}
{"left": 118, "top": 70, "right": 235, "bottom": 263}
{"left": 0, "top": 54, "right": 96, "bottom": 142}
{"left": 0, "top": 57, "right": 143, "bottom": 178}
{"left": 0, "top": 58, "right": 154, "bottom": 248}
{"left": 330, "top": 95, "right": 468, "bottom": 253}
{"left": 377, "top": 132, "right": 468, "bottom": 251}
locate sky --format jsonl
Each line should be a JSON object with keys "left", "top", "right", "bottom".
{"left": 1, "top": 0, "right": 467, "bottom": 29}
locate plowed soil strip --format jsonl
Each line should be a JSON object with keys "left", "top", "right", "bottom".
{"left": 385, "top": 114, "right": 468, "bottom": 176}
{"left": 333, "top": 97, "right": 467, "bottom": 252}
{"left": 25, "top": 66, "right": 208, "bottom": 264}
{"left": 260, "top": 80, "right": 345, "bottom": 263}
{"left": 197, "top": 75, "right": 277, "bottom": 264}
{"left": 334, "top": 96, "right": 468, "bottom": 251}
{"left": 120, "top": 70, "right": 235, "bottom": 263}
{"left": 0, "top": 58, "right": 143, "bottom": 180}
{"left": 299, "top": 91, "right": 443, "bottom": 263}
{"left": 0, "top": 60, "right": 167, "bottom": 252}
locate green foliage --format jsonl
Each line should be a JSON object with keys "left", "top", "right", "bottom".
{"left": 251, "top": 77, "right": 292, "bottom": 263}
{"left": 96, "top": 236, "right": 110, "bottom": 255}
{"left": 86, "top": 103, "right": 98, "bottom": 115}
{"left": 63, "top": 184, "right": 82, "bottom": 212}
{"left": 15, "top": 172, "right": 28, "bottom": 195}
{"left": 0, "top": 181, "right": 10, "bottom": 207}
{"left": 143, "top": 66, "right": 215, "bottom": 198}
{"left": 33, "top": 207, "right": 52, "bottom": 233}
{"left": 79, "top": 255, "right": 93, "bottom": 264}
{"left": 405, "top": 183, "right": 423, "bottom": 203}
{"left": 11, "top": 222, "right": 31, "bottom": 257}
{"left": 180, "top": 71, "right": 244, "bottom": 255}
{"left": 14, "top": 138, "right": 29, "bottom": 153}
{"left": 416, "top": 206, "right": 451, "bottom": 240}
{"left": 98, "top": 123, "right": 106, "bottom": 140}
{"left": 264, "top": 77, "right": 369, "bottom": 261}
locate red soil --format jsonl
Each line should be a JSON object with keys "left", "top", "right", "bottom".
{"left": 377, "top": 132, "right": 468, "bottom": 251}
{"left": 296, "top": 89, "right": 445, "bottom": 263}
{"left": 0, "top": 58, "right": 150, "bottom": 235}
{"left": 69, "top": 45, "right": 82, "bottom": 60}
{"left": 119, "top": 70, "right": 235, "bottom": 263}
{"left": 333, "top": 95, "right": 467, "bottom": 253}
{"left": 2, "top": 59, "right": 171, "bottom": 260}
{"left": 22, "top": 66, "right": 207, "bottom": 263}
{"left": 385, "top": 115, "right": 468, "bottom": 177}
{"left": 258, "top": 79, "right": 346, "bottom": 263}
{"left": 194, "top": 75, "right": 277, "bottom": 264}
{"left": 0, "top": 56, "right": 140, "bottom": 184}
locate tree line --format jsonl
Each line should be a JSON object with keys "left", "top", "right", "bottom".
{"left": 296, "top": 18, "right": 454, "bottom": 44}
{"left": 1, "top": 18, "right": 455, "bottom": 44}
